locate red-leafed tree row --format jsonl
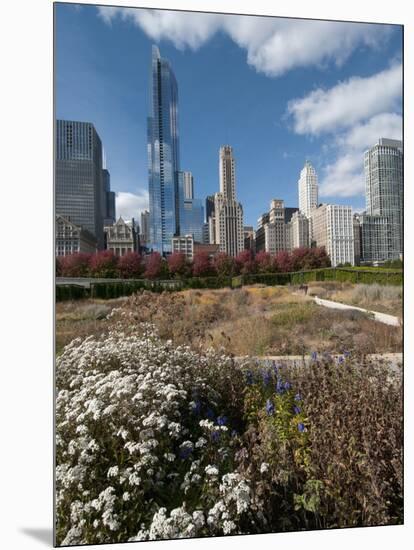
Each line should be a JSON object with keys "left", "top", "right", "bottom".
{"left": 56, "top": 247, "right": 331, "bottom": 279}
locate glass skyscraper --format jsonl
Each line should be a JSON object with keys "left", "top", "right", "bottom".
{"left": 364, "top": 138, "right": 403, "bottom": 259}
{"left": 147, "top": 45, "right": 181, "bottom": 253}
{"left": 56, "top": 120, "right": 105, "bottom": 249}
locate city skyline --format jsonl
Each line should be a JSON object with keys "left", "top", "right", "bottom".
{"left": 55, "top": 4, "right": 403, "bottom": 227}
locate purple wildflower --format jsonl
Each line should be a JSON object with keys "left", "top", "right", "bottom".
{"left": 179, "top": 447, "right": 192, "bottom": 460}
{"left": 293, "top": 405, "right": 301, "bottom": 415}
{"left": 217, "top": 415, "right": 228, "bottom": 426}
{"left": 211, "top": 430, "right": 220, "bottom": 443}
{"left": 262, "top": 370, "right": 272, "bottom": 386}
{"left": 276, "top": 378, "right": 285, "bottom": 394}
{"left": 298, "top": 423, "right": 306, "bottom": 433}
{"left": 294, "top": 393, "right": 301, "bottom": 402}
{"left": 311, "top": 351, "right": 318, "bottom": 361}
{"left": 191, "top": 400, "right": 202, "bottom": 414}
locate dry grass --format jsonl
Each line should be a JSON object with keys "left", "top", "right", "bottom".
{"left": 56, "top": 286, "right": 402, "bottom": 357}
{"left": 326, "top": 283, "right": 402, "bottom": 317}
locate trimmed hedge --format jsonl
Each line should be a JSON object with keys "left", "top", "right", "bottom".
{"left": 56, "top": 268, "right": 402, "bottom": 301}
{"left": 56, "top": 285, "right": 89, "bottom": 301}
{"left": 242, "top": 272, "right": 291, "bottom": 286}
{"left": 183, "top": 276, "right": 232, "bottom": 289}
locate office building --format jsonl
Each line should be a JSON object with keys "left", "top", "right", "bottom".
{"left": 288, "top": 211, "right": 310, "bottom": 250}
{"left": 298, "top": 161, "right": 318, "bottom": 219}
{"left": 359, "top": 213, "right": 393, "bottom": 263}
{"left": 172, "top": 235, "right": 194, "bottom": 260}
{"left": 311, "top": 204, "right": 354, "bottom": 266}
{"left": 102, "top": 168, "right": 116, "bottom": 226}
{"left": 182, "top": 171, "right": 194, "bottom": 199}
{"left": 140, "top": 210, "right": 150, "bottom": 245}
{"left": 213, "top": 146, "right": 244, "bottom": 257}
{"left": 364, "top": 138, "right": 403, "bottom": 259}
{"left": 284, "top": 207, "right": 299, "bottom": 224}
{"left": 55, "top": 215, "right": 97, "bottom": 256}
{"left": 147, "top": 46, "right": 181, "bottom": 253}
{"left": 244, "top": 226, "right": 255, "bottom": 251}
{"left": 105, "top": 217, "right": 137, "bottom": 257}
{"left": 56, "top": 120, "right": 105, "bottom": 249}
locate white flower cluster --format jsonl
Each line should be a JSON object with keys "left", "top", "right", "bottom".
{"left": 56, "top": 325, "right": 248, "bottom": 545}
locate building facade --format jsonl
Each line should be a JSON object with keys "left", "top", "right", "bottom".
{"left": 182, "top": 171, "right": 194, "bottom": 199}
{"left": 56, "top": 215, "right": 97, "bottom": 256}
{"left": 364, "top": 138, "right": 403, "bottom": 260}
{"left": 147, "top": 46, "right": 181, "bottom": 253}
{"left": 172, "top": 235, "right": 194, "bottom": 260}
{"left": 243, "top": 226, "right": 255, "bottom": 251}
{"left": 311, "top": 204, "right": 355, "bottom": 266}
{"left": 359, "top": 213, "right": 393, "bottom": 263}
{"left": 213, "top": 146, "right": 244, "bottom": 257}
{"left": 140, "top": 210, "right": 150, "bottom": 245}
{"left": 298, "top": 161, "right": 318, "bottom": 219}
{"left": 182, "top": 197, "right": 204, "bottom": 242}
{"left": 56, "top": 120, "right": 105, "bottom": 249}
{"left": 105, "top": 217, "right": 137, "bottom": 257}
{"left": 287, "top": 211, "right": 310, "bottom": 250}
{"left": 102, "top": 168, "right": 116, "bottom": 226}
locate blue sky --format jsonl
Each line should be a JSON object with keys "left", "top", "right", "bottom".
{"left": 55, "top": 3, "right": 402, "bottom": 226}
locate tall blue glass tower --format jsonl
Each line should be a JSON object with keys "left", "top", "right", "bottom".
{"left": 147, "top": 45, "right": 181, "bottom": 253}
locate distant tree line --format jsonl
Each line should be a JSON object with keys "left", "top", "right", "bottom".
{"left": 56, "top": 247, "right": 331, "bottom": 279}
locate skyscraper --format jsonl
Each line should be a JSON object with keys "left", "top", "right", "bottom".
{"left": 102, "top": 168, "right": 116, "bottom": 226}
{"left": 140, "top": 210, "right": 150, "bottom": 245}
{"left": 213, "top": 146, "right": 244, "bottom": 257}
{"left": 182, "top": 171, "right": 194, "bottom": 200}
{"left": 56, "top": 120, "right": 105, "bottom": 249}
{"left": 298, "top": 161, "right": 318, "bottom": 219}
{"left": 219, "top": 145, "right": 236, "bottom": 201}
{"left": 147, "top": 45, "right": 181, "bottom": 254}
{"left": 364, "top": 138, "right": 403, "bottom": 259}
{"left": 177, "top": 171, "right": 204, "bottom": 242}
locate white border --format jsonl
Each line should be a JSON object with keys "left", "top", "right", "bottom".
{"left": 1, "top": 0, "right": 412, "bottom": 548}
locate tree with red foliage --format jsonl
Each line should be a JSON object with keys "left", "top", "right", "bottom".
{"left": 192, "top": 251, "right": 214, "bottom": 277}
{"left": 168, "top": 252, "right": 190, "bottom": 278}
{"left": 89, "top": 250, "right": 119, "bottom": 278}
{"left": 312, "top": 246, "right": 331, "bottom": 268}
{"left": 59, "top": 253, "right": 91, "bottom": 277}
{"left": 144, "top": 252, "right": 169, "bottom": 280}
{"left": 235, "top": 249, "right": 256, "bottom": 275}
{"left": 213, "top": 252, "right": 237, "bottom": 277}
{"left": 274, "top": 250, "right": 292, "bottom": 273}
{"left": 255, "top": 251, "right": 275, "bottom": 273}
{"left": 118, "top": 252, "right": 144, "bottom": 279}
{"left": 290, "top": 247, "right": 311, "bottom": 271}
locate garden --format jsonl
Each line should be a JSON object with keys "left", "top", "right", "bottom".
{"left": 55, "top": 283, "right": 403, "bottom": 545}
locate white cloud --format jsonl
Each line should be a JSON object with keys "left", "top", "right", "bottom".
{"left": 115, "top": 190, "right": 149, "bottom": 222}
{"left": 287, "top": 64, "right": 402, "bottom": 135}
{"left": 319, "top": 113, "right": 402, "bottom": 198}
{"left": 96, "top": 7, "right": 391, "bottom": 77}
{"left": 339, "top": 112, "right": 402, "bottom": 150}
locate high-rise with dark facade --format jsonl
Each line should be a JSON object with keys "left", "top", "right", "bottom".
{"left": 147, "top": 45, "right": 181, "bottom": 254}
{"left": 102, "top": 168, "right": 116, "bottom": 226}
{"left": 56, "top": 120, "right": 105, "bottom": 249}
